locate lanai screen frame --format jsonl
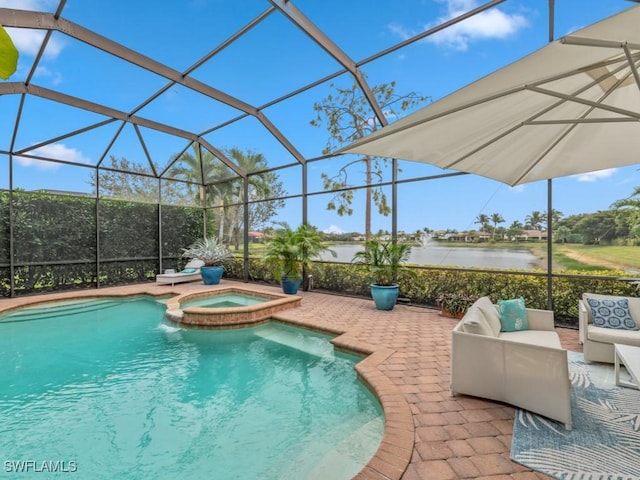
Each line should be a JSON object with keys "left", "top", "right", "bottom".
{"left": 0, "top": 0, "right": 635, "bottom": 304}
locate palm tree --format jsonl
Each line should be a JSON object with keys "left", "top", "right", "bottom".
{"left": 490, "top": 213, "right": 505, "bottom": 240}
{"left": 223, "top": 148, "right": 275, "bottom": 248}
{"left": 475, "top": 214, "right": 490, "bottom": 233}
{"left": 525, "top": 211, "right": 545, "bottom": 231}
{"left": 611, "top": 186, "right": 640, "bottom": 237}
{"left": 549, "top": 208, "right": 564, "bottom": 227}
{"left": 168, "top": 142, "right": 233, "bottom": 207}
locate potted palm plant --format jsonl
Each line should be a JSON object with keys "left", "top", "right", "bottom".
{"left": 262, "top": 223, "right": 335, "bottom": 294}
{"left": 182, "top": 236, "right": 233, "bottom": 285}
{"left": 352, "top": 238, "right": 412, "bottom": 310}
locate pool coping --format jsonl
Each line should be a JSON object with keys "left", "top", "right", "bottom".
{"left": 0, "top": 285, "right": 413, "bottom": 480}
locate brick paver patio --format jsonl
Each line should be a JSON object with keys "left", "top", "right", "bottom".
{"left": 0, "top": 280, "right": 582, "bottom": 480}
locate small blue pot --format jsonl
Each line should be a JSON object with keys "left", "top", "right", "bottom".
{"left": 200, "top": 266, "right": 224, "bottom": 285}
{"left": 370, "top": 284, "right": 399, "bottom": 311}
{"left": 281, "top": 275, "right": 302, "bottom": 295}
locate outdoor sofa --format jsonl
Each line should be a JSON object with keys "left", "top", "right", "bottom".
{"left": 579, "top": 292, "right": 640, "bottom": 363}
{"left": 451, "top": 296, "right": 572, "bottom": 429}
{"left": 155, "top": 259, "right": 204, "bottom": 286}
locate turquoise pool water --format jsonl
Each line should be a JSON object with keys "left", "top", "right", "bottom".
{"left": 181, "top": 292, "right": 267, "bottom": 309}
{"left": 0, "top": 297, "right": 383, "bottom": 480}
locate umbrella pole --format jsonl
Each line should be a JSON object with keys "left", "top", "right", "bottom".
{"left": 547, "top": 179, "right": 553, "bottom": 311}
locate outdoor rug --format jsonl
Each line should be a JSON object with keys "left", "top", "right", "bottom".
{"left": 511, "top": 351, "right": 640, "bottom": 480}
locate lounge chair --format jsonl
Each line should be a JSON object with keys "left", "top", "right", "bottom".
{"left": 155, "top": 259, "right": 205, "bottom": 286}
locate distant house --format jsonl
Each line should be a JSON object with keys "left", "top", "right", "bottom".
{"left": 248, "top": 231, "right": 266, "bottom": 243}
{"left": 470, "top": 231, "right": 491, "bottom": 242}
{"left": 514, "top": 230, "right": 548, "bottom": 241}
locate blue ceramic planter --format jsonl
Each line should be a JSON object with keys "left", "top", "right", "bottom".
{"left": 370, "top": 284, "right": 399, "bottom": 311}
{"left": 281, "top": 275, "right": 302, "bottom": 294}
{"left": 200, "top": 266, "right": 224, "bottom": 285}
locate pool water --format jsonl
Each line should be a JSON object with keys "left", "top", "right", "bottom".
{"left": 181, "top": 292, "right": 267, "bottom": 309}
{"left": 0, "top": 298, "right": 383, "bottom": 480}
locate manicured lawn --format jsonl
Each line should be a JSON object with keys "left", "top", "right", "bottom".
{"left": 555, "top": 244, "right": 640, "bottom": 270}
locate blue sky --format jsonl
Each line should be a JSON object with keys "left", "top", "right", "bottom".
{"left": 1, "top": 0, "right": 638, "bottom": 235}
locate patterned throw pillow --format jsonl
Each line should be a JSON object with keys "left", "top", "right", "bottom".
{"left": 498, "top": 297, "right": 529, "bottom": 332}
{"left": 586, "top": 297, "right": 638, "bottom": 330}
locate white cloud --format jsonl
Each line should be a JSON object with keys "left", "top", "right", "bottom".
{"left": 574, "top": 168, "right": 617, "bottom": 182}
{"left": 390, "top": 0, "right": 528, "bottom": 52}
{"left": 0, "top": 0, "right": 56, "bottom": 8}
{"left": 1, "top": 1, "right": 65, "bottom": 59}
{"left": 388, "top": 22, "right": 412, "bottom": 41}
{"left": 324, "top": 224, "right": 344, "bottom": 234}
{"left": 5, "top": 27, "right": 65, "bottom": 59}
{"left": 34, "top": 65, "right": 63, "bottom": 85}
{"left": 509, "top": 184, "right": 525, "bottom": 193}
{"left": 15, "top": 143, "right": 91, "bottom": 169}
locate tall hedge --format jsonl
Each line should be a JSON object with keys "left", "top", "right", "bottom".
{"left": 0, "top": 191, "right": 203, "bottom": 296}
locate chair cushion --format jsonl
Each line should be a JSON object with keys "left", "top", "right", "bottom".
{"left": 474, "top": 296, "right": 502, "bottom": 337}
{"left": 181, "top": 268, "right": 197, "bottom": 273}
{"left": 586, "top": 296, "right": 638, "bottom": 330}
{"left": 185, "top": 259, "right": 206, "bottom": 269}
{"left": 587, "top": 325, "right": 640, "bottom": 346}
{"left": 499, "top": 330, "right": 562, "bottom": 348}
{"left": 498, "top": 297, "right": 529, "bottom": 332}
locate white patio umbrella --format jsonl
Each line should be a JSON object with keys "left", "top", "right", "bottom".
{"left": 340, "top": 5, "right": 640, "bottom": 186}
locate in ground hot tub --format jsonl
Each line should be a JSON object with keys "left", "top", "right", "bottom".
{"left": 164, "top": 286, "right": 301, "bottom": 328}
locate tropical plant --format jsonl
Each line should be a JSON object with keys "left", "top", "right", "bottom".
{"left": 436, "top": 292, "right": 479, "bottom": 318}
{"left": 262, "top": 223, "right": 335, "bottom": 282}
{"left": 352, "top": 239, "right": 412, "bottom": 286}
{"left": 181, "top": 236, "right": 232, "bottom": 266}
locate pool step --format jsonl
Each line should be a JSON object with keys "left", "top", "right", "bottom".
{"left": 0, "top": 299, "right": 120, "bottom": 322}
{"left": 254, "top": 325, "right": 334, "bottom": 359}
{"left": 282, "top": 415, "right": 384, "bottom": 480}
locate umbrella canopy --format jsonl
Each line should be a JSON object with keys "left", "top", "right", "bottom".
{"left": 340, "top": 5, "right": 640, "bottom": 186}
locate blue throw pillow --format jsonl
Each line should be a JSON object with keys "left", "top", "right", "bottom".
{"left": 586, "top": 297, "right": 638, "bottom": 330}
{"left": 181, "top": 268, "right": 197, "bottom": 273}
{"left": 498, "top": 297, "right": 528, "bottom": 332}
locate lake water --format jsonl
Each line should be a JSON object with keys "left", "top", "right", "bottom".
{"left": 320, "top": 244, "right": 540, "bottom": 270}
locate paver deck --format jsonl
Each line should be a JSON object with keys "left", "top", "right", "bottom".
{"left": 0, "top": 280, "right": 582, "bottom": 480}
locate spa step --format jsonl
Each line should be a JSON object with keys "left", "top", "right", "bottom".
{"left": 254, "top": 325, "right": 334, "bottom": 359}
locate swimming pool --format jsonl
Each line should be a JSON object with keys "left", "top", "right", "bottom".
{"left": 0, "top": 297, "right": 383, "bottom": 479}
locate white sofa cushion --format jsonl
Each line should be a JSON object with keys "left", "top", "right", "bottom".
{"left": 474, "top": 296, "right": 502, "bottom": 337}
{"left": 588, "top": 325, "right": 640, "bottom": 347}
{"left": 499, "top": 330, "right": 562, "bottom": 349}
{"left": 460, "top": 304, "right": 496, "bottom": 336}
